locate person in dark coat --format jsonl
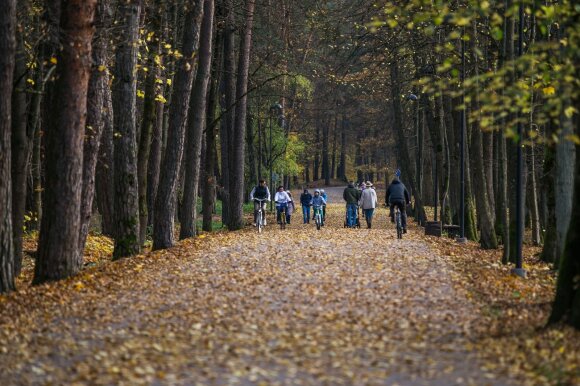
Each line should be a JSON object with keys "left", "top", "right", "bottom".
{"left": 343, "top": 182, "right": 361, "bottom": 228}
{"left": 300, "top": 189, "right": 313, "bottom": 224}
{"left": 386, "top": 178, "right": 411, "bottom": 232}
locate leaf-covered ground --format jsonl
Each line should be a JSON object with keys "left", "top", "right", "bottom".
{"left": 0, "top": 198, "right": 578, "bottom": 385}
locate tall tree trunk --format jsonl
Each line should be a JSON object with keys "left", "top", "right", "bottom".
{"left": 472, "top": 119, "right": 498, "bottom": 249}
{"left": 548, "top": 6, "right": 580, "bottom": 330}
{"left": 314, "top": 123, "right": 320, "bottom": 181}
{"left": 498, "top": 131, "right": 511, "bottom": 263}
{"left": 34, "top": 0, "right": 96, "bottom": 283}
{"left": 339, "top": 116, "right": 346, "bottom": 181}
{"left": 112, "top": 1, "right": 141, "bottom": 259}
{"left": 471, "top": 22, "right": 497, "bottom": 249}
{"left": 228, "top": 0, "right": 255, "bottom": 230}
{"left": 246, "top": 114, "right": 257, "bottom": 189}
{"left": 220, "top": 0, "right": 236, "bottom": 227}
{"left": 527, "top": 143, "right": 541, "bottom": 246}
{"left": 180, "top": 0, "right": 214, "bottom": 239}
{"left": 79, "top": 0, "right": 111, "bottom": 256}
{"left": 322, "top": 118, "right": 330, "bottom": 185}
{"left": 202, "top": 21, "right": 222, "bottom": 232}
{"left": 137, "top": 62, "right": 157, "bottom": 245}
{"left": 10, "top": 2, "right": 28, "bottom": 276}
{"left": 95, "top": 72, "right": 115, "bottom": 237}
{"left": 554, "top": 112, "right": 576, "bottom": 267}
{"left": 0, "top": 0, "right": 17, "bottom": 293}
{"left": 153, "top": 0, "right": 204, "bottom": 250}
{"left": 331, "top": 117, "right": 337, "bottom": 180}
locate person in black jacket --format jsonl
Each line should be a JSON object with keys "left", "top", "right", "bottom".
{"left": 386, "top": 178, "right": 411, "bottom": 233}
{"left": 343, "top": 182, "right": 361, "bottom": 228}
{"left": 300, "top": 189, "right": 313, "bottom": 224}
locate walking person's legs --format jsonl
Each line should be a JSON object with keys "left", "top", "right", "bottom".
{"left": 365, "top": 208, "right": 374, "bottom": 228}
{"left": 347, "top": 204, "right": 356, "bottom": 227}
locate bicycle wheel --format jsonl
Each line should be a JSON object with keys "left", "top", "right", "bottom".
{"left": 280, "top": 208, "right": 286, "bottom": 230}
{"left": 257, "top": 210, "right": 263, "bottom": 233}
{"left": 316, "top": 214, "right": 321, "bottom": 230}
{"left": 396, "top": 212, "right": 402, "bottom": 239}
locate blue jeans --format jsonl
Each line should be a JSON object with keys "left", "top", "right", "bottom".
{"left": 364, "top": 208, "right": 375, "bottom": 224}
{"left": 302, "top": 205, "right": 311, "bottom": 223}
{"left": 346, "top": 204, "right": 358, "bottom": 227}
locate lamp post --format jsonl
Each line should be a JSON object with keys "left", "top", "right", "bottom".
{"left": 512, "top": 2, "right": 526, "bottom": 278}
{"left": 269, "top": 103, "right": 282, "bottom": 211}
{"left": 457, "top": 29, "right": 467, "bottom": 244}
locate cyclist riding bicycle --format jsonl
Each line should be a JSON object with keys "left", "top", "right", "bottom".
{"left": 386, "top": 175, "right": 411, "bottom": 234}
{"left": 312, "top": 189, "right": 327, "bottom": 226}
{"left": 274, "top": 186, "right": 291, "bottom": 225}
{"left": 249, "top": 179, "right": 270, "bottom": 226}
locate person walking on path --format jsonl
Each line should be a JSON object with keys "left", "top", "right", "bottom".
{"left": 359, "top": 181, "right": 378, "bottom": 228}
{"left": 274, "top": 186, "right": 291, "bottom": 224}
{"left": 286, "top": 191, "right": 295, "bottom": 224}
{"left": 300, "top": 189, "right": 313, "bottom": 224}
{"left": 386, "top": 177, "right": 411, "bottom": 233}
{"left": 343, "top": 182, "right": 361, "bottom": 228}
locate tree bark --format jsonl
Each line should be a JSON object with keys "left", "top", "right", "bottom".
{"left": 0, "top": 0, "right": 17, "bottom": 293}
{"left": 137, "top": 63, "right": 157, "bottom": 245}
{"left": 95, "top": 71, "right": 115, "bottom": 237}
{"left": 34, "top": 0, "right": 96, "bottom": 283}
{"left": 322, "top": 118, "right": 330, "bottom": 185}
{"left": 79, "top": 0, "right": 111, "bottom": 256}
{"left": 112, "top": 1, "right": 141, "bottom": 259}
{"left": 228, "top": 0, "right": 255, "bottom": 230}
{"left": 202, "top": 20, "right": 222, "bottom": 232}
{"left": 153, "top": 0, "right": 204, "bottom": 249}
{"left": 180, "top": 0, "right": 214, "bottom": 239}
{"left": 472, "top": 119, "right": 498, "bottom": 249}
{"left": 220, "top": 0, "right": 236, "bottom": 227}
{"left": 10, "top": 3, "right": 28, "bottom": 276}
{"left": 555, "top": 114, "right": 576, "bottom": 267}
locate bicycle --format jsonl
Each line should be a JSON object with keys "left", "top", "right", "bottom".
{"left": 394, "top": 206, "right": 403, "bottom": 239}
{"left": 254, "top": 198, "right": 268, "bottom": 233}
{"left": 313, "top": 205, "right": 324, "bottom": 230}
{"left": 276, "top": 202, "right": 287, "bottom": 230}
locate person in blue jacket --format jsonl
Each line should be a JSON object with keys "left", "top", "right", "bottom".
{"left": 311, "top": 190, "right": 327, "bottom": 226}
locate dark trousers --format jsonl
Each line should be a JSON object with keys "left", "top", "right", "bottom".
{"left": 390, "top": 200, "right": 407, "bottom": 229}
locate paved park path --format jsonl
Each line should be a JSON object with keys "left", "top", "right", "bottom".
{"left": 0, "top": 193, "right": 518, "bottom": 385}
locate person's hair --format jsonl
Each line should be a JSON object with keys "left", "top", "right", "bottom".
{"left": 259, "top": 179, "right": 266, "bottom": 184}
{"left": 278, "top": 185, "right": 284, "bottom": 190}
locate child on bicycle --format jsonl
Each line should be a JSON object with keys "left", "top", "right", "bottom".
{"left": 274, "top": 186, "right": 291, "bottom": 224}
{"left": 311, "top": 189, "right": 327, "bottom": 226}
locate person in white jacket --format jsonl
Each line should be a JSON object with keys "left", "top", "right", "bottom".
{"left": 274, "top": 186, "right": 291, "bottom": 224}
{"left": 359, "top": 181, "right": 378, "bottom": 228}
